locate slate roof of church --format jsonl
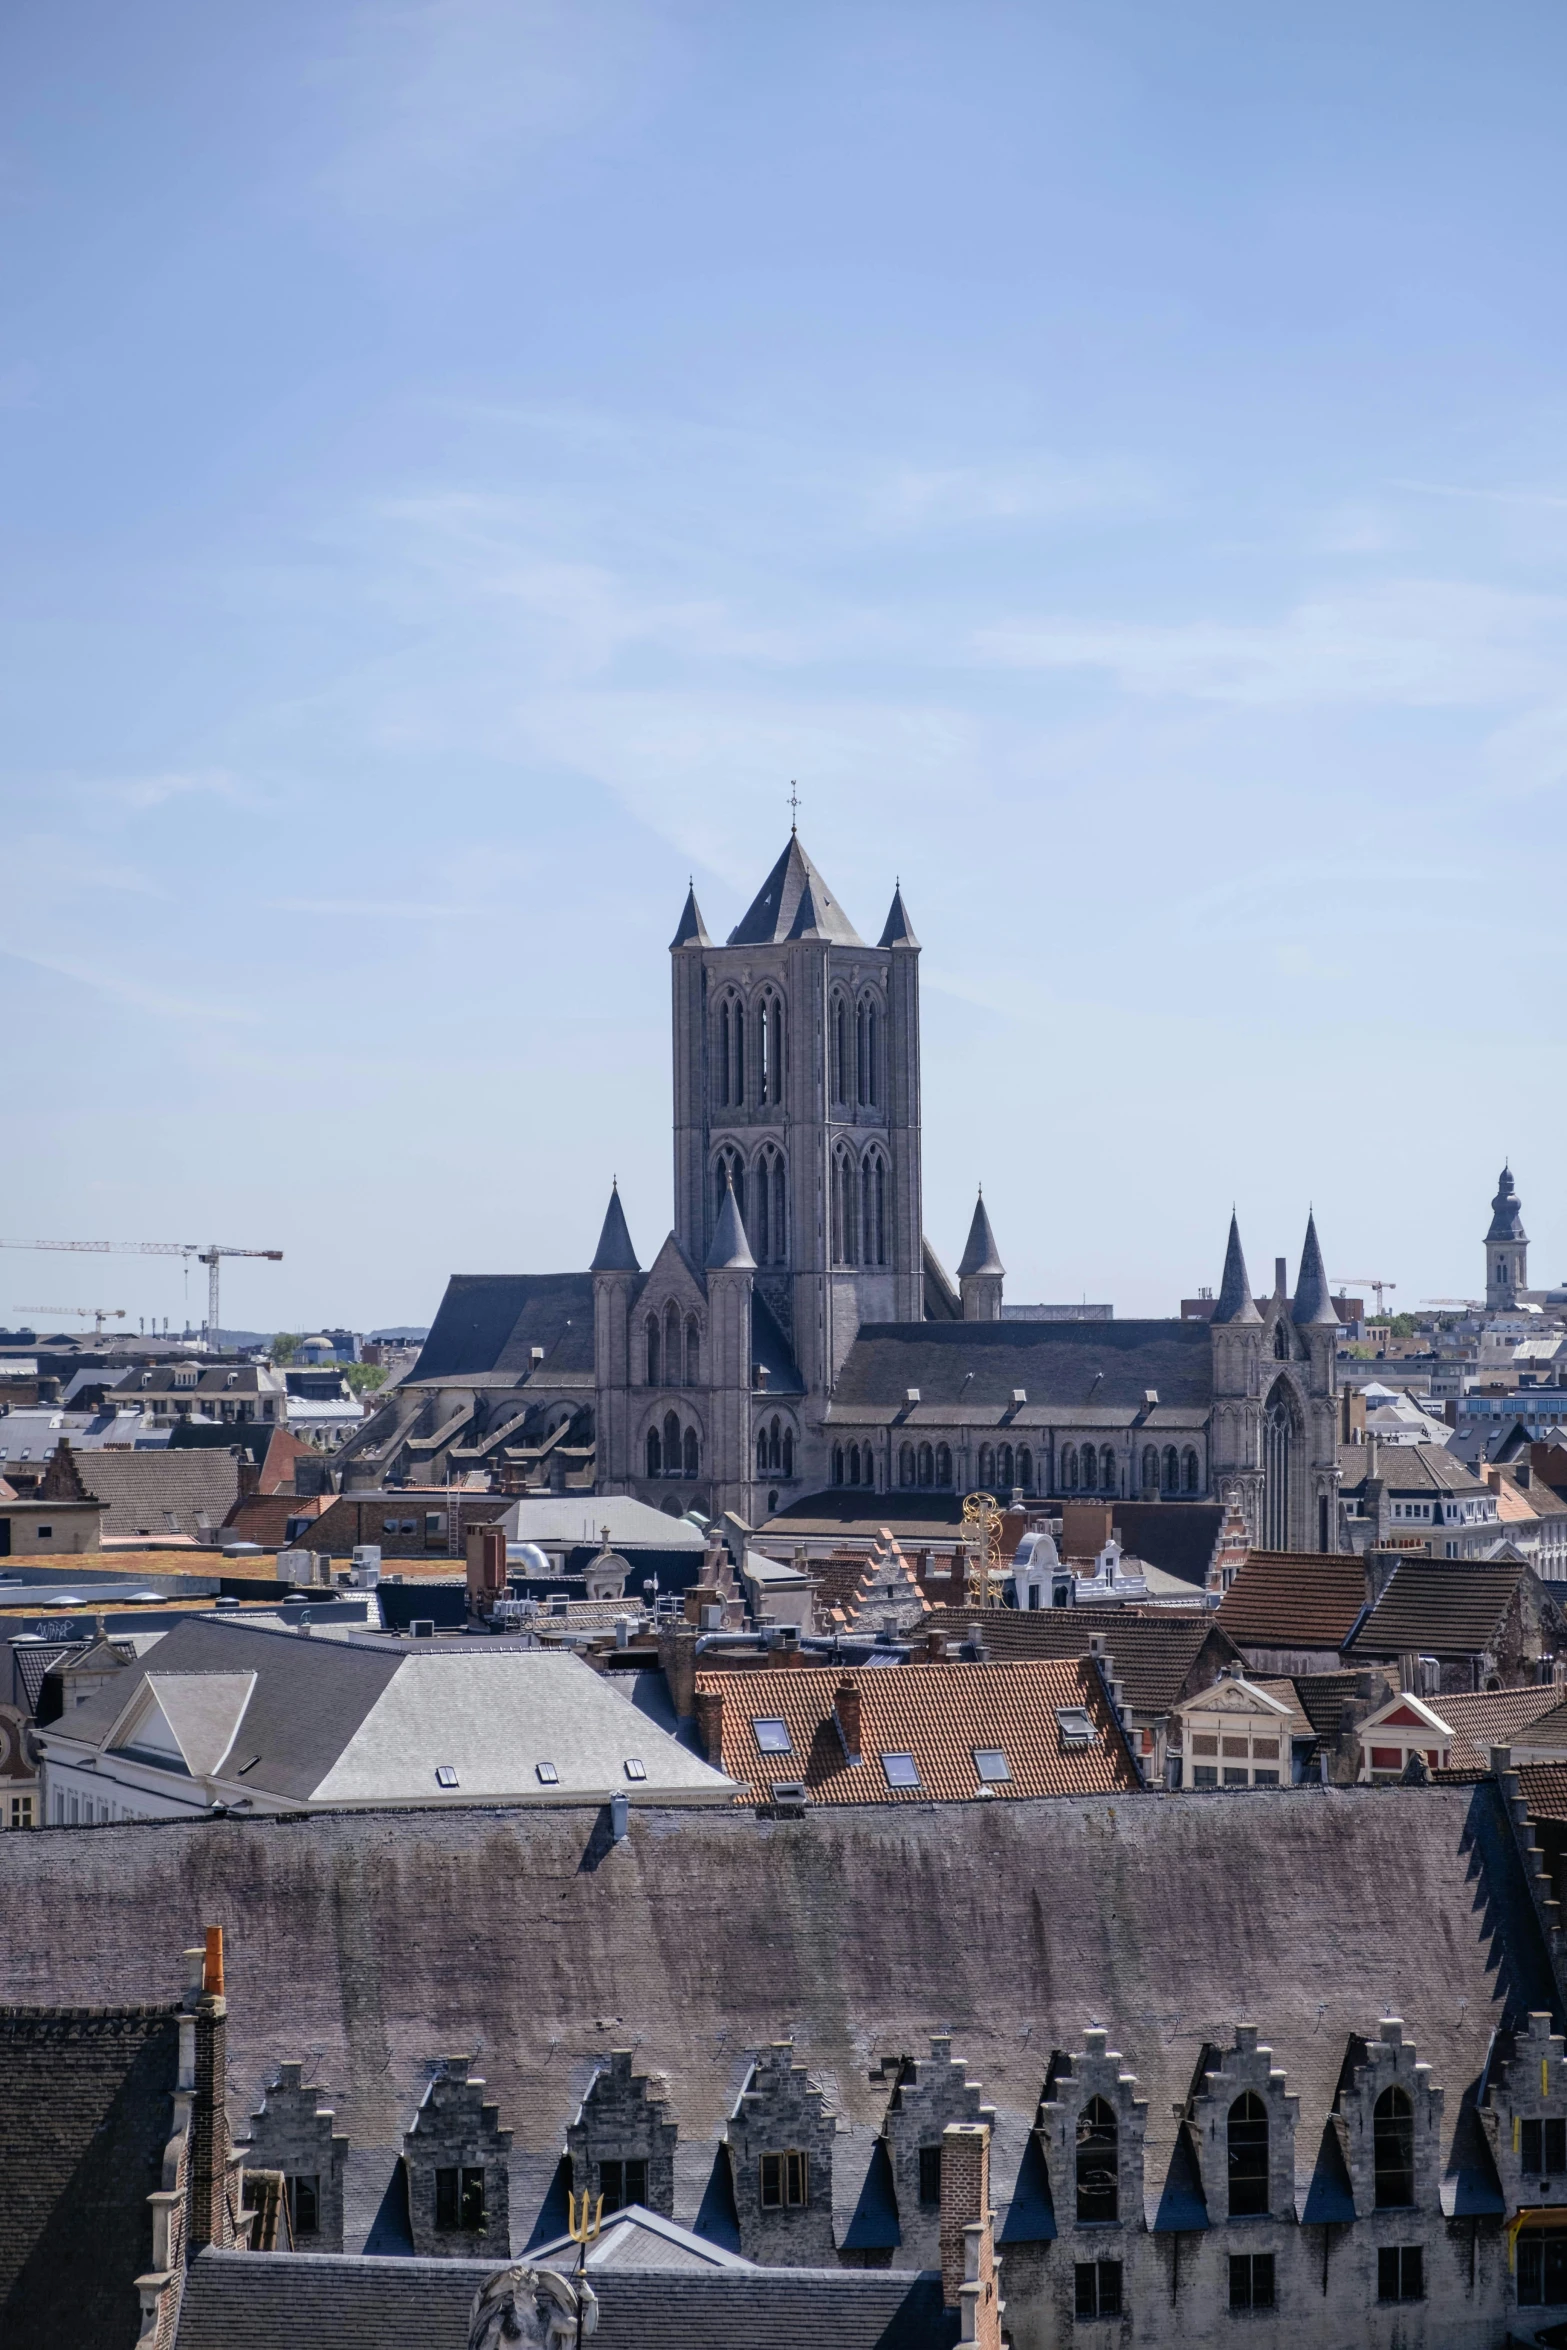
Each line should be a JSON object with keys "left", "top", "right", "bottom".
{"left": 1107, "top": 1503, "right": 1225, "bottom": 1587}
{"left": 0, "top": 2001, "right": 181, "bottom": 2349}
{"left": 0, "top": 1784, "right": 1550, "bottom": 2241}
{"left": 934, "top": 1606, "right": 1241, "bottom": 1717}
{"left": 695, "top": 1657, "right": 1139, "bottom": 1804}
{"left": 409, "top": 1272, "right": 596, "bottom": 1382}
{"left": 726, "top": 836, "right": 865, "bottom": 947}
{"left": 1215, "top": 1551, "right": 1370, "bottom": 1652}
{"left": 173, "top": 2249, "right": 956, "bottom": 2350}
{"left": 1337, "top": 1443, "right": 1488, "bottom": 1499}
{"left": 1349, "top": 1561, "right": 1539, "bottom": 1660}
{"left": 832, "top": 1318, "right": 1214, "bottom": 1410}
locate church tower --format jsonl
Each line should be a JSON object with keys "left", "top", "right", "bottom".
{"left": 1485, "top": 1165, "right": 1528, "bottom": 1310}
{"left": 670, "top": 836, "right": 923, "bottom": 1415}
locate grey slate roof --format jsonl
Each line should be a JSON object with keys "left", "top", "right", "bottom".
{"left": 1107, "top": 1503, "right": 1225, "bottom": 1587}
{"left": 707, "top": 1177, "right": 756, "bottom": 1272}
{"left": 955, "top": 1192, "right": 1003, "bottom": 1280}
{"left": 1292, "top": 1211, "right": 1338, "bottom": 1328}
{"left": 73, "top": 1449, "right": 244, "bottom": 1540}
{"left": 174, "top": 2250, "right": 956, "bottom": 2350}
{"left": 409, "top": 1274, "right": 596, "bottom": 1382}
{"left": 877, "top": 885, "right": 919, "bottom": 949}
{"left": 1212, "top": 1213, "right": 1260, "bottom": 1326}
{"left": 589, "top": 1184, "right": 640, "bottom": 1275}
{"left": 834, "top": 1318, "right": 1214, "bottom": 1410}
{"left": 1338, "top": 1442, "right": 1487, "bottom": 1499}
{"left": 670, "top": 883, "right": 711, "bottom": 949}
{"left": 726, "top": 837, "right": 865, "bottom": 948}
{"left": 1487, "top": 1165, "right": 1528, "bottom": 1244}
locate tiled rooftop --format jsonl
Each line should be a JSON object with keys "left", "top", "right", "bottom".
{"left": 935, "top": 1605, "right": 1238, "bottom": 1716}
{"left": 693, "top": 1657, "right": 1140, "bottom": 1805}
{"left": 1215, "top": 1551, "right": 1369, "bottom": 1652}
{"left": 1419, "top": 1683, "right": 1567, "bottom": 1769}
{"left": 1519, "top": 1762, "right": 1567, "bottom": 1825}
{"left": 1349, "top": 1561, "right": 1532, "bottom": 1659}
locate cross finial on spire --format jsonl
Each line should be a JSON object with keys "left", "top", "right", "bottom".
{"left": 788, "top": 780, "right": 799, "bottom": 834}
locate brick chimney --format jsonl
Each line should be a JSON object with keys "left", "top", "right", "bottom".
{"left": 186, "top": 1926, "right": 231, "bottom": 2254}
{"left": 694, "top": 1685, "right": 725, "bottom": 1766}
{"left": 939, "top": 2120, "right": 1002, "bottom": 2346}
{"left": 833, "top": 1677, "right": 861, "bottom": 1764}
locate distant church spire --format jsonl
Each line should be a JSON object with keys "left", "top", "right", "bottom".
{"left": 1212, "top": 1212, "right": 1260, "bottom": 1325}
{"left": 1291, "top": 1210, "right": 1338, "bottom": 1327}
{"left": 878, "top": 883, "right": 919, "bottom": 949}
{"left": 590, "top": 1180, "right": 640, "bottom": 1274}
{"left": 706, "top": 1172, "right": 756, "bottom": 1272}
{"left": 670, "top": 882, "right": 710, "bottom": 950}
{"left": 957, "top": 1188, "right": 1004, "bottom": 1278}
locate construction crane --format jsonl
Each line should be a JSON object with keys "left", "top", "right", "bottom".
{"left": 1423, "top": 1297, "right": 1483, "bottom": 1311}
{"left": 1334, "top": 1276, "right": 1397, "bottom": 1315}
{"left": 0, "top": 1239, "right": 283, "bottom": 1346}
{"left": 15, "top": 1306, "right": 126, "bottom": 1337}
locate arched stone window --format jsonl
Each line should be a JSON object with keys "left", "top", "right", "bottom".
{"left": 714, "top": 993, "right": 746, "bottom": 1110}
{"left": 755, "top": 991, "right": 785, "bottom": 1108}
{"left": 756, "top": 1429, "right": 769, "bottom": 1477}
{"left": 861, "top": 1147, "right": 889, "bottom": 1268}
{"left": 1374, "top": 2088, "right": 1414, "bottom": 2208}
{"left": 1273, "top": 1320, "right": 1290, "bottom": 1360}
{"left": 663, "top": 1410, "right": 680, "bottom": 1472}
{"left": 1228, "top": 2093, "right": 1269, "bottom": 2217}
{"left": 831, "top": 993, "right": 850, "bottom": 1106}
{"left": 831, "top": 1145, "right": 858, "bottom": 1266}
{"left": 665, "top": 1302, "right": 682, "bottom": 1387}
{"left": 753, "top": 1144, "right": 787, "bottom": 1265}
{"left": 936, "top": 1443, "right": 952, "bottom": 1488}
{"left": 846, "top": 1442, "right": 861, "bottom": 1485}
{"left": 645, "top": 1314, "right": 661, "bottom": 1387}
{"left": 976, "top": 1443, "right": 995, "bottom": 1489}
{"left": 1101, "top": 1445, "right": 1117, "bottom": 1493}
{"left": 685, "top": 1317, "right": 701, "bottom": 1385}
{"left": 918, "top": 1442, "right": 934, "bottom": 1487}
{"left": 856, "top": 995, "right": 880, "bottom": 1107}
{"left": 899, "top": 1443, "right": 916, "bottom": 1487}
{"left": 1076, "top": 2097, "right": 1118, "bottom": 2223}
{"left": 997, "top": 1443, "right": 1014, "bottom": 1490}
{"left": 1162, "top": 1445, "right": 1179, "bottom": 1495}
{"left": 1263, "top": 1380, "right": 1298, "bottom": 1550}
{"left": 1079, "top": 1445, "right": 1096, "bottom": 1492}
{"left": 1017, "top": 1446, "right": 1033, "bottom": 1491}
{"left": 646, "top": 1427, "right": 661, "bottom": 1477}
{"left": 1183, "top": 1447, "right": 1199, "bottom": 1493}
{"left": 832, "top": 1445, "right": 844, "bottom": 1486}
{"left": 1062, "top": 1445, "right": 1078, "bottom": 1492}
{"left": 683, "top": 1426, "right": 699, "bottom": 1478}
{"left": 1141, "top": 1445, "right": 1158, "bottom": 1493}
{"left": 782, "top": 1427, "right": 794, "bottom": 1477}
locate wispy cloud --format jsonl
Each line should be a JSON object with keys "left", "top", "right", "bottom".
{"left": 90, "top": 768, "right": 261, "bottom": 814}
{"left": 0, "top": 947, "right": 262, "bottom": 1025}
{"left": 866, "top": 455, "right": 1166, "bottom": 532}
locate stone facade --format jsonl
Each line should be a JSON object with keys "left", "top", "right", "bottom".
{"left": 880, "top": 2035, "right": 996, "bottom": 2268}
{"left": 565, "top": 2048, "right": 678, "bottom": 2218}
{"left": 725, "top": 2041, "right": 840, "bottom": 2264}
{"left": 402, "top": 2055, "right": 512, "bottom": 2260}
{"left": 241, "top": 2060, "right": 349, "bottom": 2250}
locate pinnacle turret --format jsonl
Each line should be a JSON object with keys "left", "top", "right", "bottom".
{"left": 589, "top": 1181, "right": 640, "bottom": 1274}
{"left": 1212, "top": 1213, "right": 1260, "bottom": 1325}
{"left": 1291, "top": 1211, "right": 1338, "bottom": 1327}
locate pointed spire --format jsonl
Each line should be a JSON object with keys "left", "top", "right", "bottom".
{"left": 956, "top": 1188, "right": 1004, "bottom": 1279}
{"left": 877, "top": 883, "right": 919, "bottom": 949}
{"left": 1211, "top": 1212, "right": 1260, "bottom": 1325}
{"left": 707, "top": 1172, "right": 756, "bottom": 1272}
{"left": 590, "top": 1181, "right": 640, "bottom": 1274}
{"left": 1487, "top": 1163, "right": 1527, "bottom": 1243}
{"left": 1292, "top": 1210, "right": 1338, "bottom": 1327}
{"left": 670, "top": 882, "right": 710, "bottom": 950}
{"left": 727, "top": 836, "right": 863, "bottom": 947}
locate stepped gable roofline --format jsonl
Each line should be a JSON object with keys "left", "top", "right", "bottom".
{"left": 670, "top": 883, "right": 711, "bottom": 950}
{"left": 1212, "top": 1214, "right": 1261, "bottom": 1326}
{"left": 726, "top": 836, "right": 864, "bottom": 948}
{"left": 834, "top": 1317, "right": 1213, "bottom": 1410}
{"left": 1292, "top": 1211, "right": 1339, "bottom": 1328}
{"left": 408, "top": 1271, "right": 596, "bottom": 1382}
{"left": 956, "top": 1190, "right": 1004, "bottom": 1280}
{"left": 707, "top": 1176, "right": 756, "bottom": 1273}
{"left": 1487, "top": 1164, "right": 1528, "bottom": 1244}
{"left": 877, "top": 884, "right": 919, "bottom": 949}
{"left": 590, "top": 1183, "right": 641, "bottom": 1275}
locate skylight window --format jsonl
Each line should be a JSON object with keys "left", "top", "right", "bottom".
{"left": 624, "top": 1758, "right": 647, "bottom": 1781}
{"left": 535, "top": 1762, "right": 559, "bottom": 1785}
{"left": 435, "top": 1765, "right": 459, "bottom": 1788}
{"left": 1056, "top": 1707, "right": 1097, "bottom": 1751}
{"left": 882, "top": 1752, "right": 920, "bottom": 1789}
{"left": 753, "top": 1718, "right": 792, "bottom": 1754}
{"left": 973, "top": 1748, "right": 1011, "bottom": 1782}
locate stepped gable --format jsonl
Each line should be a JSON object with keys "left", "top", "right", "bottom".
{"left": 827, "top": 1529, "right": 932, "bottom": 1637}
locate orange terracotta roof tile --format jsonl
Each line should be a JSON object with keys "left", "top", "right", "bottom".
{"left": 692, "top": 1657, "right": 1141, "bottom": 1805}
{"left": 1421, "top": 1684, "right": 1567, "bottom": 1769}
{"left": 1216, "top": 1551, "right": 1368, "bottom": 1651}
{"left": 1519, "top": 1762, "right": 1567, "bottom": 1824}
{"left": 934, "top": 1605, "right": 1238, "bottom": 1716}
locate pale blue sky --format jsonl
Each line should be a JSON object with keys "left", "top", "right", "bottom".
{"left": 4, "top": 0, "right": 1566, "bottom": 1333}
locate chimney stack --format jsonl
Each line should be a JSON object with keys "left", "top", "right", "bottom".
{"left": 694, "top": 1685, "right": 725, "bottom": 1766}
{"left": 834, "top": 1677, "right": 862, "bottom": 1764}
{"left": 939, "top": 2120, "right": 1002, "bottom": 2346}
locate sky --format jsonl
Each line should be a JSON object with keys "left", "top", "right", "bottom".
{"left": 3, "top": 0, "right": 1566, "bottom": 1335}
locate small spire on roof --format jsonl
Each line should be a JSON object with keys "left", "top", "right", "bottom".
{"left": 1292, "top": 1210, "right": 1339, "bottom": 1327}
{"left": 707, "top": 1172, "right": 756, "bottom": 1272}
{"left": 670, "top": 882, "right": 711, "bottom": 951}
{"left": 590, "top": 1181, "right": 640, "bottom": 1275}
{"left": 1212, "top": 1212, "right": 1260, "bottom": 1325}
{"left": 957, "top": 1189, "right": 1004, "bottom": 1279}
{"left": 878, "top": 882, "right": 919, "bottom": 949}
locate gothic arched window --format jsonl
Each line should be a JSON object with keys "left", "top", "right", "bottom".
{"left": 1141, "top": 1445, "right": 1159, "bottom": 1494}
{"left": 765, "top": 1417, "right": 780, "bottom": 1472}
{"left": 663, "top": 1410, "right": 680, "bottom": 1470}
{"left": 918, "top": 1442, "right": 934, "bottom": 1487}
{"left": 1263, "top": 1380, "right": 1297, "bottom": 1551}
{"left": 755, "top": 991, "right": 785, "bottom": 1107}
{"left": 831, "top": 1146, "right": 858, "bottom": 1266}
{"left": 936, "top": 1443, "right": 952, "bottom": 1487}
{"left": 645, "top": 1314, "right": 661, "bottom": 1388}
{"left": 685, "top": 1316, "right": 701, "bottom": 1385}
{"left": 861, "top": 1147, "right": 888, "bottom": 1268}
{"left": 665, "top": 1302, "right": 682, "bottom": 1387}
{"left": 1374, "top": 2088, "right": 1414, "bottom": 2208}
{"left": 1101, "top": 1445, "right": 1116, "bottom": 1493}
{"left": 899, "top": 1443, "right": 916, "bottom": 1487}
{"left": 832, "top": 1445, "right": 844, "bottom": 1486}
{"left": 847, "top": 1442, "right": 861, "bottom": 1486}
{"left": 1076, "top": 2098, "right": 1118, "bottom": 2224}
{"left": 1017, "top": 1446, "right": 1033, "bottom": 1491}
{"left": 856, "top": 995, "right": 880, "bottom": 1107}
{"left": 646, "top": 1427, "right": 661, "bottom": 1478}
{"left": 782, "top": 1427, "right": 794, "bottom": 1477}
{"left": 1228, "top": 2093, "right": 1269, "bottom": 2217}
{"left": 1274, "top": 1319, "right": 1290, "bottom": 1360}
{"left": 683, "top": 1426, "right": 699, "bottom": 1478}
{"left": 978, "top": 1443, "right": 996, "bottom": 1489}
{"left": 1183, "top": 1447, "right": 1199, "bottom": 1493}
{"left": 1162, "top": 1445, "right": 1179, "bottom": 1495}
{"left": 1079, "top": 1445, "right": 1096, "bottom": 1492}
{"left": 1062, "top": 1444, "right": 1078, "bottom": 1492}
{"left": 715, "top": 999, "right": 733, "bottom": 1109}
{"left": 753, "top": 1144, "right": 787, "bottom": 1265}
{"left": 831, "top": 993, "right": 850, "bottom": 1106}
{"left": 998, "top": 1443, "right": 1014, "bottom": 1490}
